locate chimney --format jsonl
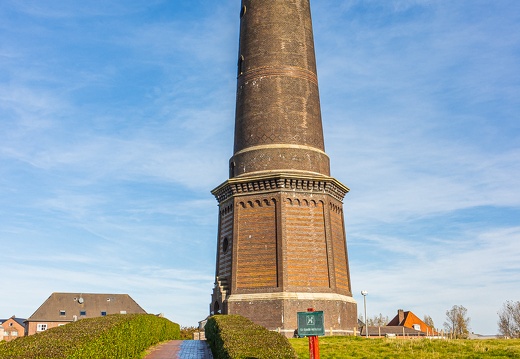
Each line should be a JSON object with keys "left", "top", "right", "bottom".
{"left": 398, "top": 309, "right": 405, "bottom": 324}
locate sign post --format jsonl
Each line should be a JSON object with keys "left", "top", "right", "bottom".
{"left": 297, "top": 308, "right": 324, "bottom": 359}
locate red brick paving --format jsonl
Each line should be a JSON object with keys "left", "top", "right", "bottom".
{"left": 144, "top": 340, "right": 213, "bottom": 359}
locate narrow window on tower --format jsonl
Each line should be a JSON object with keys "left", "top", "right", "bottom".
{"left": 229, "top": 161, "right": 236, "bottom": 177}
{"left": 222, "top": 237, "right": 229, "bottom": 253}
{"left": 240, "top": 5, "right": 246, "bottom": 18}
{"left": 238, "top": 55, "right": 244, "bottom": 77}
{"left": 214, "top": 301, "right": 220, "bottom": 314}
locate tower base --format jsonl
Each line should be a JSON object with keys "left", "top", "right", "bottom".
{"left": 225, "top": 292, "right": 358, "bottom": 337}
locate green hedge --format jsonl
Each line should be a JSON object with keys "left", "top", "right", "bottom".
{"left": 205, "top": 315, "right": 297, "bottom": 359}
{"left": 0, "top": 313, "right": 180, "bottom": 359}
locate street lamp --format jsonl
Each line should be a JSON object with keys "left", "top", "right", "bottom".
{"left": 361, "top": 290, "right": 368, "bottom": 338}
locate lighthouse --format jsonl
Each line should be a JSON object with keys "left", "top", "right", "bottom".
{"left": 210, "top": 0, "right": 357, "bottom": 336}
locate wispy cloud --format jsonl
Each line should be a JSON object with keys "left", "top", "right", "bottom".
{"left": 351, "top": 225, "right": 520, "bottom": 330}
{"left": 310, "top": 1, "right": 520, "bottom": 334}
{"left": 0, "top": 0, "right": 518, "bottom": 333}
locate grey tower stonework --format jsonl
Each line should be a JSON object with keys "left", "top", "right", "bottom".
{"left": 210, "top": 0, "right": 357, "bottom": 336}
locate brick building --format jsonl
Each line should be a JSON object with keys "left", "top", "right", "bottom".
{"left": 0, "top": 316, "right": 27, "bottom": 341}
{"left": 210, "top": 0, "right": 357, "bottom": 336}
{"left": 25, "top": 292, "right": 146, "bottom": 335}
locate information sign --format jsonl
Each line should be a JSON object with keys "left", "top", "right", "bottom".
{"left": 297, "top": 310, "right": 325, "bottom": 336}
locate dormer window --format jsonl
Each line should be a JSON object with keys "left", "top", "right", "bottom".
{"left": 60, "top": 310, "right": 66, "bottom": 316}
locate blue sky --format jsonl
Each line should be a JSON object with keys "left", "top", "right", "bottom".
{"left": 1, "top": 0, "right": 518, "bottom": 335}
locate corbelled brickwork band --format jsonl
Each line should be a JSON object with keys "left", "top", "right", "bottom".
{"left": 238, "top": 65, "right": 319, "bottom": 86}
{"left": 210, "top": 0, "right": 357, "bottom": 336}
{"left": 212, "top": 173, "right": 348, "bottom": 203}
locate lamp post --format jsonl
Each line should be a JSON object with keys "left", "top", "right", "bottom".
{"left": 361, "top": 290, "right": 368, "bottom": 338}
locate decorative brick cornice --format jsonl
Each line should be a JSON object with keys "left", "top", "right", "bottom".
{"left": 211, "top": 173, "right": 349, "bottom": 203}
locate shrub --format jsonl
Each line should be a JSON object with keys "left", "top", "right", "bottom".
{"left": 205, "top": 315, "right": 297, "bottom": 359}
{"left": 0, "top": 313, "right": 180, "bottom": 359}
{"left": 180, "top": 326, "right": 199, "bottom": 340}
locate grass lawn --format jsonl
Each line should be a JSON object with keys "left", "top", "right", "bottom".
{"left": 289, "top": 336, "right": 520, "bottom": 358}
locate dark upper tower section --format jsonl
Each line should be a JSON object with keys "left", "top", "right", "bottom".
{"left": 230, "top": 0, "right": 330, "bottom": 178}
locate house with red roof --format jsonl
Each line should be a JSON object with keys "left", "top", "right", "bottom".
{"left": 387, "top": 309, "right": 437, "bottom": 335}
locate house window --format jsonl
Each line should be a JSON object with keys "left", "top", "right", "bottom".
{"left": 60, "top": 310, "right": 66, "bottom": 316}
{"left": 80, "top": 310, "right": 86, "bottom": 316}
{"left": 12, "top": 331, "right": 18, "bottom": 336}
{"left": 37, "top": 324, "right": 48, "bottom": 332}
{"left": 101, "top": 311, "right": 107, "bottom": 316}
{"left": 120, "top": 311, "right": 127, "bottom": 314}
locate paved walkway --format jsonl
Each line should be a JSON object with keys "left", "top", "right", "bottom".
{"left": 144, "top": 340, "right": 213, "bottom": 359}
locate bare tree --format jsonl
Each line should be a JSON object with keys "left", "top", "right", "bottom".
{"left": 444, "top": 305, "right": 470, "bottom": 339}
{"left": 498, "top": 300, "right": 520, "bottom": 338}
{"left": 423, "top": 315, "right": 435, "bottom": 329}
{"left": 367, "top": 313, "right": 389, "bottom": 327}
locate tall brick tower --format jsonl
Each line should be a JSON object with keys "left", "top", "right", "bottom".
{"left": 210, "top": 0, "right": 357, "bottom": 336}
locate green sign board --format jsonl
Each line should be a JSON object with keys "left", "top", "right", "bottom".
{"left": 297, "top": 311, "right": 325, "bottom": 337}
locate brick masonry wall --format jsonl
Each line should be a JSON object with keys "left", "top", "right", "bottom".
{"left": 284, "top": 198, "right": 330, "bottom": 289}
{"left": 227, "top": 296, "right": 358, "bottom": 336}
{"left": 235, "top": 199, "right": 278, "bottom": 289}
{"left": 330, "top": 202, "right": 351, "bottom": 295}
{"left": 230, "top": 0, "right": 330, "bottom": 178}
{"left": 217, "top": 203, "right": 234, "bottom": 280}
